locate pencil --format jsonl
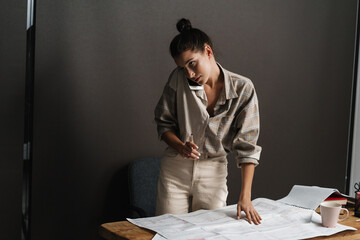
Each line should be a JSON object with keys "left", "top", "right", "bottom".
{"left": 190, "top": 134, "right": 194, "bottom": 143}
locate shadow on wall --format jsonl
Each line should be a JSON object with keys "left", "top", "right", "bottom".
{"left": 102, "top": 165, "right": 131, "bottom": 222}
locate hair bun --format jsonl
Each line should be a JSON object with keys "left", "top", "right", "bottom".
{"left": 176, "top": 18, "right": 192, "bottom": 33}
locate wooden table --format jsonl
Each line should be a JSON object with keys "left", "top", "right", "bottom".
{"left": 99, "top": 210, "right": 360, "bottom": 240}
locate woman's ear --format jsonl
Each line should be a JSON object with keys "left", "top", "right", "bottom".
{"left": 204, "top": 44, "right": 213, "bottom": 59}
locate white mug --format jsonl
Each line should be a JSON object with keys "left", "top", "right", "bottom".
{"left": 320, "top": 202, "right": 349, "bottom": 228}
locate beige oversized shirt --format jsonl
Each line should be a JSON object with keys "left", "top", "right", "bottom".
{"left": 154, "top": 63, "right": 262, "bottom": 167}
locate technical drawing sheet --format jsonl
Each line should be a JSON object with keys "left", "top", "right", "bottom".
{"left": 128, "top": 186, "right": 356, "bottom": 240}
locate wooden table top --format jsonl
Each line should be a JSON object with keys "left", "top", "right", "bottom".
{"left": 99, "top": 210, "right": 360, "bottom": 240}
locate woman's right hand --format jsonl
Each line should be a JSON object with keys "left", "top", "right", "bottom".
{"left": 162, "top": 131, "right": 201, "bottom": 160}
{"left": 178, "top": 141, "right": 200, "bottom": 160}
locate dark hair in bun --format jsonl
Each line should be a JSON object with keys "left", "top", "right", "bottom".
{"left": 176, "top": 18, "right": 192, "bottom": 33}
{"left": 170, "top": 18, "right": 213, "bottom": 58}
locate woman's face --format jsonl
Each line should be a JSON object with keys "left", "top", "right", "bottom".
{"left": 174, "top": 46, "right": 213, "bottom": 86}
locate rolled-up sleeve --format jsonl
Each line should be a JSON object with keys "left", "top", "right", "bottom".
{"left": 232, "top": 82, "right": 262, "bottom": 168}
{"left": 154, "top": 82, "right": 178, "bottom": 140}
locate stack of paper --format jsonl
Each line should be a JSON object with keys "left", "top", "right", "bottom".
{"left": 277, "top": 185, "right": 347, "bottom": 210}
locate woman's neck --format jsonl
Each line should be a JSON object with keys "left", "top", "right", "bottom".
{"left": 205, "top": 60, "right": 223, "bottom": 89}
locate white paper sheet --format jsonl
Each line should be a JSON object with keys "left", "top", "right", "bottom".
{"left": 151, "top": 234, "right": 166, "bottom": 240}
{"left": 128, "top": 186, "right": 357, "bottom": 240}
{"left": 277, "top": 185, "right": 342, "bottom": 210}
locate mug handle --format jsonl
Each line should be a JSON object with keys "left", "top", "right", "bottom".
{"left": 338, "top": 208, "right": 349, "bottom": 222}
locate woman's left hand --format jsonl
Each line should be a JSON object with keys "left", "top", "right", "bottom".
{"left": 237, "top": 197, "right": 262, "bottom": 225}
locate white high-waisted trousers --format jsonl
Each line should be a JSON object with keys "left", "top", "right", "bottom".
{"left": 156, "top": 151, "right": 228, "bottom": 215}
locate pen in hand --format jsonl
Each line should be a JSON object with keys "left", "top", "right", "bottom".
{"left": 186, "top": 134, "right": 200, "bottom": 159}
{"left": 189, "top": 134, "right": 199, "bottom": 150}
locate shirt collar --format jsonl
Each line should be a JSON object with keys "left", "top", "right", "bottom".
{"left": 218, "top": 63, "right": 238, "bottom": 101}
{"left": 188, "top": 63, "right": 238, "bottom": 102}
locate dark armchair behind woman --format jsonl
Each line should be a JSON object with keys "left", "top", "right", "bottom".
{"left": 128, "top": 157, "right": 161, "bottom": 218}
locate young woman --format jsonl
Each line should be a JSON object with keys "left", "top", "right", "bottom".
{"left": 154, "top": 18, "right": 262, "bottom": 225}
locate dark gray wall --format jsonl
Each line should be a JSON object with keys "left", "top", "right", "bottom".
{"left": 0, "top": 0, "right": 26, "bottom": 239}
{"left": 0, "top": 0, "right": 356, "bottom": 240}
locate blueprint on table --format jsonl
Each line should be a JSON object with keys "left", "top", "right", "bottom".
{"left": 128, "top": 186, "right": 356, "bottom": 240}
